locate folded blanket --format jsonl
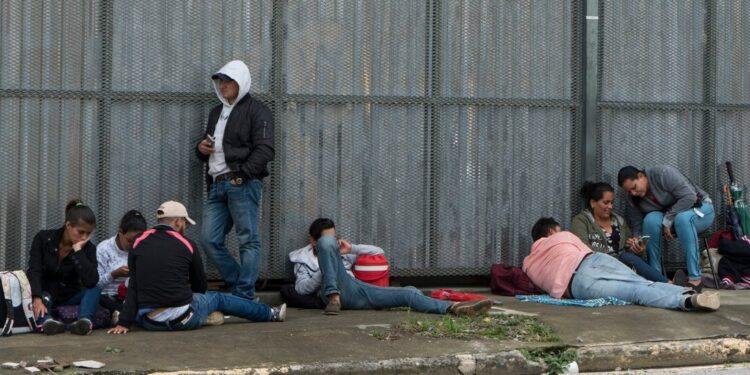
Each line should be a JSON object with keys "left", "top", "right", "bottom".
{"left": 516, "top": 294, "right": 630, "bottom": 307}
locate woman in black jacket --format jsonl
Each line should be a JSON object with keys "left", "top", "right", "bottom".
{"left": 27, "top": 199, "right": 100, "bottom": 335}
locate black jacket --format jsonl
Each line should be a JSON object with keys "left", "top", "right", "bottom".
{"left": 26, "top": 227, "right": 99, "bottom": 304}
{"left": 120, "top": 225, "right": 207, "bottom": 328}
{"left": 195, "top": 94, "right": 275, "bottom": 190}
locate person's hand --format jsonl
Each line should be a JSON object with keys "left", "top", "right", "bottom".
{"left": 111, "top": 266, "right": 129, "bottom": 279}
{"left": 107, "top": 325, "right": 129, "bottom": 334}
{"left": 338, "top": 239, "right": 352, "bottom": 254}
{"left": 72, "top": 234, "right": 90, "bottom": 252}
{"left": 198, "top": 139, "right": 215, "bottom": 155}
{"left": 663, "top": 226, "right": 675, "bottom": 241}
{"left": 32, "top": 297, "right": 47, "bottom": 319}
{"left": 630, "top": 237, "right": 646, "bottom": 255}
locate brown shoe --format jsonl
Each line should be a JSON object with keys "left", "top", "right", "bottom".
{"left": 324, "top": 300, "right": 341, "bottom": 315}
{"left": 449, "top": 299, "right": 492, "bottom": 316}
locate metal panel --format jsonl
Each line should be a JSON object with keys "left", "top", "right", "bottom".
{"left": 0, "top": 0, "right": 101, "bottom": 90}
{"left": 600, "top": 0, "right": 704, "bottom": 103}
{"left": 283, "top": 0, "right": 426, "bottom": 97}
{"left": 716, "top": 1, "right": 750, "bottom": 105}
{"left": 276, "top": 103, "right": 427, "bottom": 276}
{"left": 436, "top": 106, "right": 574, "bottom": 271}
{"left": 0, "top": 98, "right": 98, "bottom": 270}
{"left": 440, "top": 0, "right": 571, "bottom": 100}
{"left": 111, "top": 0, "right": 273, "bottom": 93}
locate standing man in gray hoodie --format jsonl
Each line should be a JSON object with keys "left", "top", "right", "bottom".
{"left": 195, "top": 60, "right": 274, "bottom": 301}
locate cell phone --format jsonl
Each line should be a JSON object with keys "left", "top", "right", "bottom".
{"left": 639, "top": 235, "right": 651, "bottom": 245}
{"left": 205, "top": 134, "right": 215, "bottom": 147}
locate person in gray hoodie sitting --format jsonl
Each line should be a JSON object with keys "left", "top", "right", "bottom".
{"left": 282, "top": 218, "right": 384, "bottom": 309}
{"left": 282, "top": 218, "right": 491, "bottom": 316}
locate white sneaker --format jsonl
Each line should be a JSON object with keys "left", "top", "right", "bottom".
{"left": 691, "top": 291, "right": 720, "bottom": 311}
{"left": 271, "top": 303, "right": 286, "bottom": 322}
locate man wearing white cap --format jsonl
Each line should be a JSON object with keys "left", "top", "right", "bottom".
{"left": 196, "top": 60, "right": 274, "bottom": 301}
{"left": 108, "top": 201, "right": 285, "bottom": 334}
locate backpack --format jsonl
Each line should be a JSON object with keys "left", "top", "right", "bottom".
{"left": 353, "top": 254, "right": 390, "bottom": 287}
{"left": 0, "top": 271, "right": 38, "bottom": 336}
{"left": 489, "top": 264, "right": 544, "bottom": 296}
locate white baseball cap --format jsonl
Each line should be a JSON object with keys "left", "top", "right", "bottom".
{"left": 157, "top": 201, "right": 196, "bottom": 225}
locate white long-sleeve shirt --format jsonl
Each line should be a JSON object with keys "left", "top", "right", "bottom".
{"left": 96, "top": 236, "right": 129, "bottom": 296}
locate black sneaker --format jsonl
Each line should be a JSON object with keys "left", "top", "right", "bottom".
{"left": 449, "top": 299, "right": 492, "bottom": 316}
{"left": 270, "top": 303, "right": 287, "bottom": 322}
{"left": 42, "top": 319, "right": 67, "bottom": 336}
{"left": 69, "top": 318, "right": 93, "bottom": 335}
{"left": 324, "top": 300, "right": 341, "bottom": 315}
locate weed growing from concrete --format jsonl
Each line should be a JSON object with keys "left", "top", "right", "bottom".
{"left": 520, "top": 347, "right": 576, "bottom": 374}
{"left": 375, "top": 313, "right": 559, "bottom": 342}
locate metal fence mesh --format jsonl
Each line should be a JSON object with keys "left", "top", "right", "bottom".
{"left": 598, "top": 0, "right": 750, "bottom": 269}
{"left": 25, "top": 0, "right": 750, "bottom": 280}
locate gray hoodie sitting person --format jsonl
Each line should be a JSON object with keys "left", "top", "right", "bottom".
{"left": 281, "top": 218, "right": 384, "bottom": 309}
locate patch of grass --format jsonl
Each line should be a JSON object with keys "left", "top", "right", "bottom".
{"left": 521, "top": 347, "right": 577, "bottom": 375}
{"left": 373, "top": 313, "right": 559, "bottom": 342}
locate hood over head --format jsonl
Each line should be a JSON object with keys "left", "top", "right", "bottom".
{"left": 212, "top": 60, "right": 251, "bottom": 106}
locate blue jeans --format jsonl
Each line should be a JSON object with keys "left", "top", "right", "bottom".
{"left": 138, "top": 292, "right": 272, "bottom": 331}
{"left": 202, "top": 179, "right": 262, "bottom": 300}
{"left": 316, "top": 236, "right": 451, "bottom": 314}
{"left": 642, "top": 202, "right": 715, "bottom": 280}
{"left": 38, "top": 286, "right": 102, "bottom": 323}
{"left": 617, "top": 251, "right": 668, "bottom": 282}
{"left": 571, "top": 253, "right": 691, "bottom": 310}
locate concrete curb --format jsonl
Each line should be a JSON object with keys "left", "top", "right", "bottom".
{"left": 148, "top": 351, "right": 544, "bottom": 375}
{"left": 64, "top": 337, "right": 750, "bottom": 375}
{"left": 577, "top": 337, "right": 750, "bottom": 372}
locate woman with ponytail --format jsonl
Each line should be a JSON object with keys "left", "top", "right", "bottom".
{"left": 27, "top": 199, "right": 101, "bottom": 335}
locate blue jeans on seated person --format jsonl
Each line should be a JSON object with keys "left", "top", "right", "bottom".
{"left": 642, "top": 202, "right": 715, "bottom": 281}
{"left": 617, "top": 251, "right": 668, "bottom": 283}
{"left": 316, "top": 235, "right": 451, "bottom": 314}
{"left": 137, "top": 291, "right": 272, "bottom": 331}
{"left": 201, "top": 179, "right": 263, "bottom": 300}
{"left": 570, "top": 253, "right": 691, "bottom": 310}
{"left": 37, "top": 286, "right": 102, "bottom": 323}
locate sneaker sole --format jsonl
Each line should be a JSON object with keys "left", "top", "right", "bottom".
{"left": 42, "top": 322, "right": 67, "bottom": 336}
{"left": 695, "top": 292, "right": 720, "bottom": 311}
{"left": 69, "top": 320, "right": 92, "bottom": 335}
{"left": 453, "top": 299, "right": 493, "bottom": 316}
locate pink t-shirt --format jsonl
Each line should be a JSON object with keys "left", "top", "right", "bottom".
{"left": 522, "top": 231, "right": 593, "bottom": 298}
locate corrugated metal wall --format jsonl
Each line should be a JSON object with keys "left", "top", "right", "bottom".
{"left": 0, "top": 0, "right": 746, "bottom": 279}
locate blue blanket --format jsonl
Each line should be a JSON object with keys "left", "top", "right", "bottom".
{"left": 516, "top": 294, "right": 631, "bottom": 307}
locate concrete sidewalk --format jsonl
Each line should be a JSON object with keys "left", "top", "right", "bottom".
{"left": 1, "top": 289, "right": 749, "bottom": 374}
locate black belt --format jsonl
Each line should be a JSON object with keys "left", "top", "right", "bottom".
{"left": 214, "top": 172, "right": 247, "bottom": 185}
{"left": 143, "top": 306, "right": 194, "bottom": 328}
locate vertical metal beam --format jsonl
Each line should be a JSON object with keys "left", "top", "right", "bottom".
{"left": 702, "top": 0, "right": 717, "bottom": 217}
{"left": 96, "top": 0, "right": 114, "bottom": 238}
{"left": 583, "top": 0, "right": 599, "bottom": 182}
{"left": 268, "top": 0, "right": 286, "bottom": 277}
{"left": 570, "top": 0, "right": 586, "bottom": 215}
{"left": 427, "top": 0, "right": 441, "bottom": 269}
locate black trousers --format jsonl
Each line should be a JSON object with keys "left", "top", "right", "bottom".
{"left": 280, "top": 284, "right": 326, "bottom": 309}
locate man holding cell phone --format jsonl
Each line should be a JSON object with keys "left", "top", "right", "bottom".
{"left": 195, "top": 60, "right": 275, "bottom": 301}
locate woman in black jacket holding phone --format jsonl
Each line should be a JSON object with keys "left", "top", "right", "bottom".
{"left": 27, "top": 199, "right": 101, "bottom": 335}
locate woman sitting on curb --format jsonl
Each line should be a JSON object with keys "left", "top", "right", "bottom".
{"left": 27, "top": 199, "right": 101, "bottom": 335}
